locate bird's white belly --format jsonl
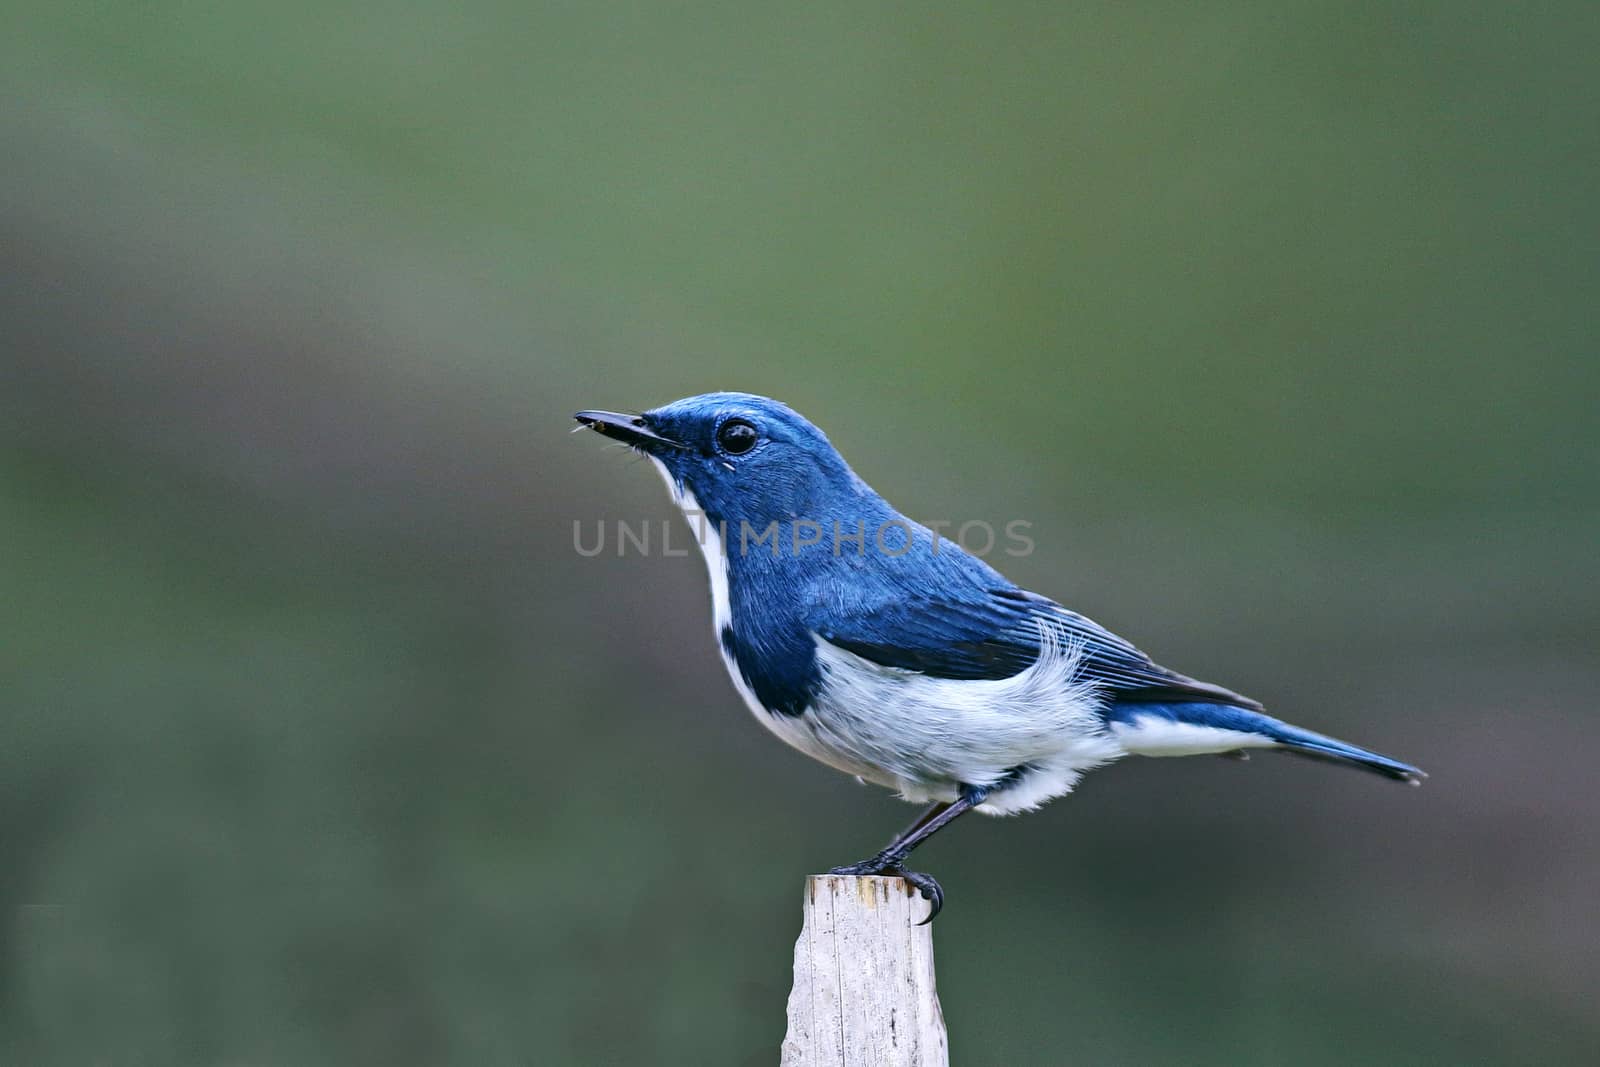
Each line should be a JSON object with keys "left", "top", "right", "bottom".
{"left": 766, "top": 636, "right": 1127, "bottom": 816}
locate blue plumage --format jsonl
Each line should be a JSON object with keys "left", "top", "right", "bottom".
{"left": 577, "top": 392, "right": 1424, "bottom": 918}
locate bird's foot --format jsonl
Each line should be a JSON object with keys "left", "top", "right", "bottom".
{"left": 827, "top": 856, "right": 945, "bottom": 923}
{"left": 896, "top": 869, "right": 944, "bottom": 923}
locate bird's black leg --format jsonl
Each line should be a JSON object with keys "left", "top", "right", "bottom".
{"left": 886, "top": 800, "right": 953, "bottom": 850}
{"left": 829, "top": 798, "right": 956, "bottom": 876}
{"left": 828, "top": 786, "right": 989, "bottom": 922}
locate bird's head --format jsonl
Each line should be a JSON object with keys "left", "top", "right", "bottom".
{"left": 575, "top": 392, "right": 870, "bottom": 529}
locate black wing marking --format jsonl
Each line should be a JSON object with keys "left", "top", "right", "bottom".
{"left": 817, "top": 586, "right": 1262, "bottom": 710}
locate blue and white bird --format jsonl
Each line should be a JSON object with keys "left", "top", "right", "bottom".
{"left": 576, "top": 393, "right": 1423, "bottom": 919}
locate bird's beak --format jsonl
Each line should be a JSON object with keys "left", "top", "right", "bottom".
{"left": 573, "top": 409, "right": 686, "bottom": 452}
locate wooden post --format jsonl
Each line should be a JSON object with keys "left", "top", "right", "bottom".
{"left": 781, "top": 875, "right": 949, "bottom": 1067}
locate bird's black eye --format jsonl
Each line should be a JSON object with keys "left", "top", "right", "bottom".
{"left": 716, "top": 418, "right": 759, "bottom": 455}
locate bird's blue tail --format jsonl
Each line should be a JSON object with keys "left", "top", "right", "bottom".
{"left": 1108, "top": 701, "right": 1425, "bottom": 783}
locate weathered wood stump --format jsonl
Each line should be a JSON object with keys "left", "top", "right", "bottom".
{"left": 781, "top": 874, "right": 948, "bottom": 1067}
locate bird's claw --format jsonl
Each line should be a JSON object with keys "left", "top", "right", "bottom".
{"left": 826, "top": 858, "right": 945, "bottom": 923}
{"left": 897, "top": 869, "right": 944, "bottom": 923}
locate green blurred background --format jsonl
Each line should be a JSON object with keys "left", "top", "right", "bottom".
{"left": 4, "top": 2, "right": 1597, "bottom": 1064}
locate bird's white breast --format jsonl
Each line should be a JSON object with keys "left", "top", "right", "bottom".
{"left": 788, "top": 632, "right": 1126, "bottom": 814}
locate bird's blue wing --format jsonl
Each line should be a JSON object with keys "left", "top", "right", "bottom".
{"left": 815, "top": 585, "right": 1262, "bottom": 710}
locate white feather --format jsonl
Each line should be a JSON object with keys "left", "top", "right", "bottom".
{"left": 767, "top": 623, "right": 1127, "bottom": 815}
{"left": 651, "top": 459, "right": 732, "bottom": 632}
{"left": 651, "top": 459, "right": 761, "bottom": 713}
{"left": 1109, "top": 716, "right": 1277, "bottom": 756}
